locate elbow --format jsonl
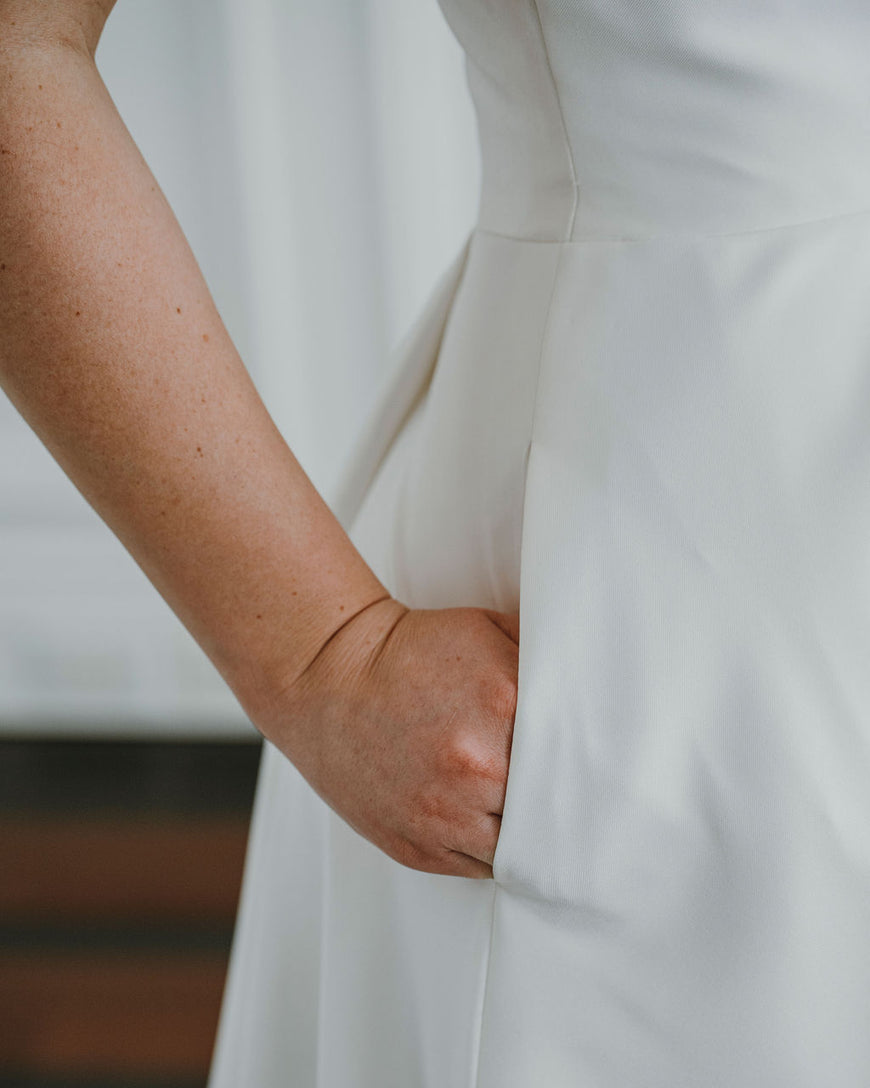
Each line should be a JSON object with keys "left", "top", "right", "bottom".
{"left": 0, "top": 1, "right": 118, "bottom": 62}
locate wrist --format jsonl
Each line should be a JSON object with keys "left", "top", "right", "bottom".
{"left": 223, "top": 564, "right": 394, "bottom": 732}
{"left": 248, "top": 592, "right": 411, "bottom": 775}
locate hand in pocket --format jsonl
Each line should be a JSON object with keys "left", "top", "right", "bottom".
{"left": 266, "top": 599, "right": 519, "bottom": 879}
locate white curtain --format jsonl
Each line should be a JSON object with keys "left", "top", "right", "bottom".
{"left": 0, "top": 0, "right": 479, "bottom": 736}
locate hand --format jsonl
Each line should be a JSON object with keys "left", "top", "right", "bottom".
{"left": 266, "top": 598, "right": 519, "bottom": 879}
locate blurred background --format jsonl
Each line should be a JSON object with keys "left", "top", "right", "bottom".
{"left": 0, "top": 1, "right": 479, "bottom": 1085}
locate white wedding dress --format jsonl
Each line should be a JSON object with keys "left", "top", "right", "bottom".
{"left": 208, "top": 1, "right": 870, "bottom": 1084}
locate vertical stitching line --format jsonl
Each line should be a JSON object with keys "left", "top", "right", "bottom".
{"left": 469, "top": 9, "right": 576, "bottom": 1082}
{"left": 469, "top": 236, "right": 567, "bottom": 1087}
{"left": 467, "top": 880, "right": 498, "bottom": 1088}
{"left": 531, "top": 0, "right": 579, "bottom": 241}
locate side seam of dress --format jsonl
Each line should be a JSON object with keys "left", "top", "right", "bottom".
{"left": 468, "top": 237, "right": 567, "bottom": 1088}
{"left": 469, "top": 5, "right": 577, "bottom": 1084}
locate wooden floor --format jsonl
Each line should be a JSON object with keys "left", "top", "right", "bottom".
{"left": 0, "top": 738, "right": 262, "bottom": 1088}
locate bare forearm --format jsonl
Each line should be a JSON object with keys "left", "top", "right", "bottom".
{"left": 0, "top": 29, "right": 388, "bottom": 723}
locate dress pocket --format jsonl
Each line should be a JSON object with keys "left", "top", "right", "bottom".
{"left": 490, "top": 443, "right": 544, "bottom": 895}
{"left": 487, "top": 438, "right": 591, "bottom": 903}
{"left": 491, "top": 608, "right": 527, "bottom": 889}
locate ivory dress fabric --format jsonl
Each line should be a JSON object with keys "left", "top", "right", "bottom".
{"left": 209, "top": 2, "right": 870, "bottom": 1084}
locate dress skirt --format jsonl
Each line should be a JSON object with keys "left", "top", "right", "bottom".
{"left": 209, "top": 210, "right": 870, "bottom": 1085}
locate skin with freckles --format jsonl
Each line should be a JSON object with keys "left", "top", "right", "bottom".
{"left": 0, "top": 2, "right": 518, "bottom": 877}
{"left": 275, "top": 600, "right": 519, "bottom": 878}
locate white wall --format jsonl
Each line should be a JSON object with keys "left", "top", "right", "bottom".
{"left": 0, "top": 0, "right": 479, "bottom": 737}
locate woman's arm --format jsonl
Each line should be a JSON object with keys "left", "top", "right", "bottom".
{"left": 0, "top": 4, "right": 388, "bottom": 720}
{"left": 0, "top": 3, "right": 519, "bottom": 880}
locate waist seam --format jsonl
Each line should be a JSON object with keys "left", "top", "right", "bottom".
{"left": 474, "top": 201, "right": 870, "bottom": 246}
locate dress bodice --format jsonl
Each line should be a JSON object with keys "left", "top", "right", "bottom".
{"left": 438, "top": 0, "right": 870, "bottom": 241}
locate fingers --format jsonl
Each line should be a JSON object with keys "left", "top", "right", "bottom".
{"left": 446, "top": 851, "right": 494, "bottom": 880}
{"left": 447, "top": 811, "right": 502, "bottom": 871}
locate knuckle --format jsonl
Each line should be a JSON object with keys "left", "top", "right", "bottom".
{"left": 488, "top": 671, "right": 518, "bottom": 723}
{"left": 442, "top": 733, "right": 489, "bottom": 779}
